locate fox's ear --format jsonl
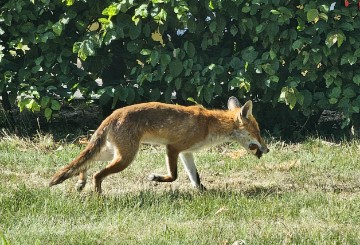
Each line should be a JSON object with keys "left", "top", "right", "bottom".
{"left": 240, "top": 100, "right": 253, "bottom": 119}
{"left": 227, "top": 97, "right": 241, "bottom": 111}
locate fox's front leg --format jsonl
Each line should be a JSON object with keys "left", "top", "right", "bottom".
{"left": 179, "top": 152, "right": 206, "bottom": 191}
{"left": 149, "top": 145, "right": 178, "bottom": 183}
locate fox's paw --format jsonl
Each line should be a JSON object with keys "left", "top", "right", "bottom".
{"left": 75, "top": 180, "right": 86, "bottom": 192}
{"left": 198, "top": 184, "right": 207, "bottom": 192}
{"left": 148, "top": 173, "right": 160, "bottom": 182}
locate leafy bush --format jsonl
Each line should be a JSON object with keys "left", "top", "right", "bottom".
{"left": 1, "top": 0, "right": 360, "bottom": 136}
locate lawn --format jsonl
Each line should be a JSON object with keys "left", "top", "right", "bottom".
{"left": 0, "top": 134, "right": 360, "bottom": 244}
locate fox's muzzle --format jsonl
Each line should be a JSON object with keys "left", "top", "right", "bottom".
{"left": 255, "top": 149, "right": 263, "bottom": 159}
{"left": 249, "top": 143, "right": 269, "bottom": 159}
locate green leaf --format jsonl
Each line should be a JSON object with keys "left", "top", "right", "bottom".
{"left": 343, "top": 87, "right": 356, "bottom": 98}
{"left": 261, "top": 63, "right": 275, "bottom": 75}
{"left": 143, "top": 24, "right": 151, "bottom": 37}
{"left": 214, "top": 83, "right": 222, "bottom": 95}
{"left": 270, "top": 75, "right": 279, "bottom": 83}
{"left": 64, "top": 0, "right": 74, "bottom": 6}
{"left": 229, "top": 77, "right": 250, "bottom": 92}
{"left": 269, "top": 49, "right": 276, "bottom": 60}
{"left": 98, "top": 18, "right": 112, "bottom": 26}
{"left": 341, "top": 53, "right": 357, "bottom": 65}
{"left": 209, "top": 0, "right": 215, "bottom": 10}
{"left": 230, "top": 57, "right": 241, "bottom": 70}
{"left": 319, "top": 13, "right": 328, "bottom": 22}
{"left": 118, "top": 87, "right": 129, "bottom": 101}
{"left": 292, "top": 39, "right": 303, "bottom": 50}
{"left": 34, "top": 57, "right": 43, "bottom": 66}
{"left": 129, "top": 23, "right": 142, "bottom": 40}
{"left": 102, "top": 3, "right": 120, "bottom": 17}
{"left": 325, "top": 30, "right": 346, "bottom": 48}
{"left": 354, "top": 49, "right": 360, "bottom": 58}
{"left": 353, "top": 75, "right": 360, "bottom": 85}
{"left": 40, "top": 96, "right": 50, "bottom": 108}
{"left": 52, "top": 22, "right": 63, "bottom": 36}
{"left": 319, "top": 4, "right": 329, "bottom": 12}
{"left": 44, "top": 108, "right": 52, "bottom": 121}
{"left": 353, "top": 106, "right": 360, "bottom": 113}
{"left": 325, "top": 77, "right": 334, "bottom": 88}
{"left": 51, "top": 100, "right": 61, "bottom": 111}
{"left": 127, "top": 41, "right": 141, "bottom": 53}
{"left": 329, "top": 87, "right": 341, "bottom": 99}
{"left": 241, "top": 46, "right": 258, "bottom": 63}
{"left": 230, "top": 25, "right": 238, "bottom": 36}
{"left": 187, "top": 18, "right": 197, "bottom": 33}
{"left": 301, "top": 89, "right": 313, "bottom": 108}
{"left": 303, "top": 51, "right": 309, "bottom": 65}
{"left": 307, "top": 9, "right": 319, "bottom": 22}
{"left": 126, "top": 87, "right": 135, "bottom": 104}
{"left": 150, "top": 50, "right": 159, "bottom": 67}
{"left": 242, "top": 5, "right": 251, "bottom": 13}
{"left": 279, "top": 87, "right": 299, "bottom": 110}
{"left": 134, "top": 4, "right": 148, "bottom": 19}
{"left": 175, "top": 78, "right": 182, "bottom": 90}
{"left": 184, "top": 41, "right": 195, "bottom": 58}
{"left": 296, "top": 91, "right": 304, "bottom": 106}
{"left": 270, "top": 9, "right": 281, "bottom": 15}
{"left": 154, "top": 9, "right": 167, "bottom": 24}
{"left": 26, "top": 99, "right": 41, "bottom": 112}
{"left": 203, "top": 86, "right": 213, "bottom": 104}
{"left": 266, "top": 23, "right": 279, "bottom": 40}
{"left": 213, "top": 65, "right": 224, "bottom": 75}
{"left": 255, "top": 24, "right": 265, "bottom": 34}
{"left": 209, "top": 21, "right": 217, "bottom": 33}
{"left": 169, "top": 59, "right": 183, "bottom": 78}
{"left": 31, "top": 65, "right": 42, "bottom": 73}
{"left": 104, "top": 30, "right": 116, "bottom": 45}
{"left": 140, "top": 49, "right": 151, "bottom": 55}
{"left": 329, "top": 98, "right": 338, "bottom": 104}
{"left": 349, "top": 57, "right": 357, "bottom": 65}
{"left": 160, "top": 54, "right": 171, "bottom": 67}
{"left": 187, "top": 97, "right": 198, "bottom": 104}
{"left": 73, "top": 40, "right": 96, "bottom": 61}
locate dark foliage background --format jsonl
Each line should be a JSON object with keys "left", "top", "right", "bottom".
{"left": 1, "top": 0, "right": 359, "bottom": 138}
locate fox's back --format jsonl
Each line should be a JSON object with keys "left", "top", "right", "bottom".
{"left": 111, "top": 102, "right": 207, "bottom": 133}
{"left": 107, "top": 102, "right": 233, "bottom": 148}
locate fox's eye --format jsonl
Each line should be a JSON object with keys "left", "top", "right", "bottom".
{"left": 249, "top": 143, "right": 258, "bottom": 151}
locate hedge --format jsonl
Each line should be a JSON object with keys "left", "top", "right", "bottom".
{"left": 1, "top": 0, "right": 360, "bottom": 135}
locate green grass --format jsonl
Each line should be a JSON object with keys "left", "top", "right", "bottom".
{"left": 1, "top": 135, "right": 360, "bottom": 244}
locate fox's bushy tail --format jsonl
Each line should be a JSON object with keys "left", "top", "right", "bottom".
{"left": 49, "top": 123, "right": 110, "bottom": 187}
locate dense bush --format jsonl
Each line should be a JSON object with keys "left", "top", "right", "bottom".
{"left": 1, "top": 0, "right": 360, "bottom": 136}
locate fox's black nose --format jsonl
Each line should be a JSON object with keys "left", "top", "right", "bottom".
{"left": 262, "top": 146, "right": 269, "bottom": 154}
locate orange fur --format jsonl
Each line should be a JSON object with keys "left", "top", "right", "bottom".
{"left": 49, "top": 97, "right": 269, "bottom": 193}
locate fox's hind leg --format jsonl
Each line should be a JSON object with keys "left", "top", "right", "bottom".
{"left": 75, "top": 171, "right": 87, "bottom": 192}
{"left": 75, "top": 141, "right": 114, "bottom": 192}
{"left": 149, "top": 145, "right": 179, "bottom": 183}
{"left": 92, "top": 142, "right": 138, "bottom": 194}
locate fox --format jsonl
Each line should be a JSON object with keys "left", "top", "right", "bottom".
{"left": 49, "top": 97, "right": 269, "bottom": 193}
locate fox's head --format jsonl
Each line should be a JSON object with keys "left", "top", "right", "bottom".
{"left": 228, "top": 97, "right": 269, "bottom": 158}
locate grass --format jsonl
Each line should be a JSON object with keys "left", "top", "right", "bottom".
{"left": 0, "top": 134, "right": 360, "bottom": 244}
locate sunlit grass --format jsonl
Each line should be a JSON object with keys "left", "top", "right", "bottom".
{"left": 1, "top": 135, "right": 360, "bottom": 244}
